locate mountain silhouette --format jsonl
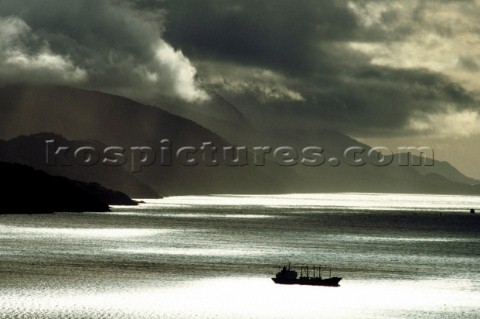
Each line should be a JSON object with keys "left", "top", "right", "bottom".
{"left": 1, "top": 83, "right": 479, "bottom": 196}
{"left": 1, "top": 162, "right": 137, "bottom": 214}
{"left": 0, "top": 133, "right": 158, "bottom": 198}
{"left": 0, "top": 84, "right": 287, "bottom": 195}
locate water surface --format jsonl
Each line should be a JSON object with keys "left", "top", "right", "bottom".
{"left": 1, "top": 193, "right": 479, "bottom": 318}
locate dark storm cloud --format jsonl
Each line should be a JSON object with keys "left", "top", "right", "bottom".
{"left": 204, "top": 63, "right": 478, "bottom": 136}
{"left": 138, "top": 0, "right": 358, "bottom": 75}
{"left": 0, "top": 0, "right": 208, "bottom": 101}
{"left": 0, "top": 0, "right": 478, "bottom": 137}
{"left": 133, "top": 0, "right": 480, "bottom": 136}
{"left": 301, "top": 67, "right": 476, "bottom": 134}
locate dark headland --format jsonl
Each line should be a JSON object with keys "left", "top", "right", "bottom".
{"left": 1, "top": 162, "right": 137, "bottom": 214}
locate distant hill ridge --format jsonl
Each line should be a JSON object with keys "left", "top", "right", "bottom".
{"left": 1, "top": 83, "right": 479, "bottom": 196}
{"left": 0, "top": 132, "right": 159, "bottom": 198}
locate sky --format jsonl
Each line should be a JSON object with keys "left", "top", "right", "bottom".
{"left": 0, "top": 0, "right": 479, "bottom": 178}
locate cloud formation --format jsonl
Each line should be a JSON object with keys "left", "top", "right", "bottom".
{"left": 158, "top": 0, "right": 358, "bottom": 75}
{"left": 0, "top": 0, "right": 208, "bottom": 102}
{"left": 1, "top": 0, "right": 479, "bottom": 139}
{"left": 146, "top": 0, "right": 480, "bottom": 137}
{"left": 0, "top": 16, "right": 86, "bottom": 84}
{"left": 198, "top": 63, "right": 305, "bottom": 103}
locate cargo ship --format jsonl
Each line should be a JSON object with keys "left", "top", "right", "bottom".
{"left": 272, "top": 264, "right": 342, "bottom": 287}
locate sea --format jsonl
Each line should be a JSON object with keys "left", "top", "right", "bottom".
{"left": 0, "top": 193, "right": 479, "bottom": 319}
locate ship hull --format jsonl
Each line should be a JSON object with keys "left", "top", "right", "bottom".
{"left": 272, "top": 277, "right": 342, "bottom": 287}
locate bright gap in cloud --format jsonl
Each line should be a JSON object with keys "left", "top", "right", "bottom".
{"left": 409, "top": 108, "right": 480, "bottom": 138}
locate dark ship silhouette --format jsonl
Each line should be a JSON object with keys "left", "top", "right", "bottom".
{"left": 272, "top": 264, "right": 342, "bottom": 287}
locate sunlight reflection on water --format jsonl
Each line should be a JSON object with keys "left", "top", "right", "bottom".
{"left": 111, "top": 247, "right": 266, "bottom": 257}
{"left": 0, "top": 225, "right": 170, "bottom": 238}
{"left": 145, "top": 193, "right": 480, "bottom": 212}
{"left": 0, "top": 278, "right": 478, "bottom": 319}
{"left": 106, "top": 212, "right": 275, "bottom": 219}
{"left": 1, "top": 193, "right": 479, "bottom": 318}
